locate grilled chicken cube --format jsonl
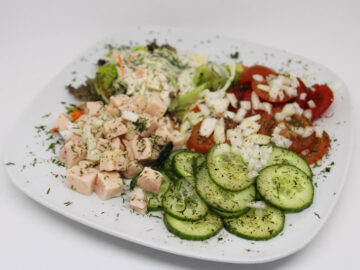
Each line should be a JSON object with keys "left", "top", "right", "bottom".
{"left": 137, "top": 167, "right": 163, "bottom": 193}
{"left": 66, "top": 165, "right": 98, "bottom": 195}
{"left": 95, "top": 171, "right": 124, "bottom": 200}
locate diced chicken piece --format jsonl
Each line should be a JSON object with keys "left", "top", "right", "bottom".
{"left": 110, "top": 137, "right": 125, "bottom": 151}
{"left": 85, "top": 101, "right": 102, "bottom": 116}
{"left": 105, "top": 104, "right": 121, "bottom": 117}
{"left": 154, "top": 126, "right": 172, "bottom": 145}
{"left": 103, "top": 118, "right": 128, "bottom": 139}
{"left": 100, "top": 150, "right": 127, "bottom": 171}
{"left": 124, "top": 122, "right": 140, "bottom": 140}
{"left": 97, "top": 138, "right": 110, "bottom": 152}
{"left": 151, "top": 145, "right": 160, "bottom": 161}
{"left": 110, "top": 94, "right": 137, "bottom": 113}
{"left": 132, "top": 187, "right": 146, "bottom": 201}
{"left": 132, "top": 95, "right": 147, "bottom": 114}
{"left": 123, "top": 160, "right": 143, "bottom": 179}
{"left": 132, "top": 138, "right": 153, "bottom": 161}
{"left": 78, "top": 160, "right": 98, "bottom": 169}
{"left": 59, "top": 136, "right": 87, "bottom": 168}
{"left": 144, "top": 94, "right": 167, "bottom": 117}
{"left": 158, "top": 117, "right": 174, "bottom": 131}
{"left": 95, "top": 171, "right": 124, "bottom": 200}
{"left": 75, "top": 114, "right": 90, "bottom": 129}
{"left": 66, "top": 165, "right": 98, "bottom": 195}
{"left": 138, "top": 114, "right": 158, "bottom": 137}
{"left": 169, "top": 130, "right": 186, "bottom": 150}
{"left": 137, "top": 167, "right": 163, "bottom": 193}
{"left": 130, "top": 187, "right": 147, "bottom": 214}
{"left": 122, "top": 139, "right": 136, "bottom": 161}
{"left": 130, "top": 200, "right": 147, "bottom": 215}
{"left": 54, "top": 113, "right": 71, "bottom": 132}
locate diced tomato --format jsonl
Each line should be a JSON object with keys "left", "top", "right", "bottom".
{"left": 309, "top": 84, "right": 334, "bottom": 120}
{"left": 186, "top": 122, "right": 216, "bottom": 154}
{"left": 252, "top": 79, "right": 295, "bottom": 103}
{"left": 257, "top": 112, "right": 276, "bottom": 136}
{"left": 289, "top": 133, "right": 316, "bottom": 154}
{"left": 295, "top": 78, "right": 312, "bottom": 109}
{"left": 239, "top": 65, "right": 277, "bottom": 83}
{"left": 301, "top": 131, "right": 330, "bottom": 164}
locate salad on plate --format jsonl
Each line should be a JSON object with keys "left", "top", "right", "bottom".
{"left": 52, "top": 41, "right": 334, "bottom": 241}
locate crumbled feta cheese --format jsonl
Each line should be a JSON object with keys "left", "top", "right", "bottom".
{"left": 199, "top": 118, "right": 217, "bottom": 137}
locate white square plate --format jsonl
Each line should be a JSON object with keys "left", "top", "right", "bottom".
{"left": 4, "top": 25, "right": 354, "bottom": 264}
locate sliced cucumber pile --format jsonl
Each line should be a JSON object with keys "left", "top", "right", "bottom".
{"left": 207, "top": 144, "right": 253, "bottom": 191}
{"left": 223, "top": 206, "right": 285, "bottom": 240}
{"left": 173, "top": 150, "right": 203, "bottom": 178}
{"left": 135, "top": 142, "right": 314, "bottom": 242}
{"left": 196, "top": 165, "right": 255, "bottom": 212}
{"left": 256, "top": 164, "right": 314, "bottom": 212}
{"left": 162, "top": 178, "right": 208, "bottom": 220}
{"left": 164, "top": 212, "right": 223, "bottom": 241}
{"left": 267, "top": 146, "right": 312, "bottom": 177}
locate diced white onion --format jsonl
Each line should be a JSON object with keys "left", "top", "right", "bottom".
{"left": 226, "top": 93, "right": 238, "bottom": 108}
{"left": 307, "top": 100, "right": 316, "bottom": 109}
{"left": 199, "top": 118, "right": 217, "bottom": 138}
{"left": 252, "top": 74, "right": 264, "bottom": 82}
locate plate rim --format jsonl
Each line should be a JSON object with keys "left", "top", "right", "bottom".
{"left": 3, "top": 25, "right": 356, "bottom": 264}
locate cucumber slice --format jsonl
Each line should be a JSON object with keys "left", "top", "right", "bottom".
{"left": 173, "top": 150, "right": 202, "bottom": 178}
{"left": 162, "top": 178, "right": 208, "bottom": 221}
{"left": 164, "top": 212, "right": 223, "bottom": 241}
{"left": 256, "top": 164, "right": 314, "bottom": 212}
{"left": 267, "top": 146, "right": 312, "bottom": 177}
{"left": 195, "top": 154, "right": 206, "bottom": 168}
{"left": 196, "top": 165, "right": 256, "bottom": 212}
{"left": 146, "top": 173, "right": 172, "bottom": 211}
{"left": 224, "top": 205, "right": 285, "bottom": 241}
{"left": 211, "top": 207, "right": 249, "bottom": 218}
{"left": 207, "top": 143, "right": 253, "bottom": 191}
{"left": 163, "top": 150, "right": 184, "bottom": 182}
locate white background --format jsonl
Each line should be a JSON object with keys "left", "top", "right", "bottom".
{"left": 0, "top": 0, "right": 359, "bottom": 269}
